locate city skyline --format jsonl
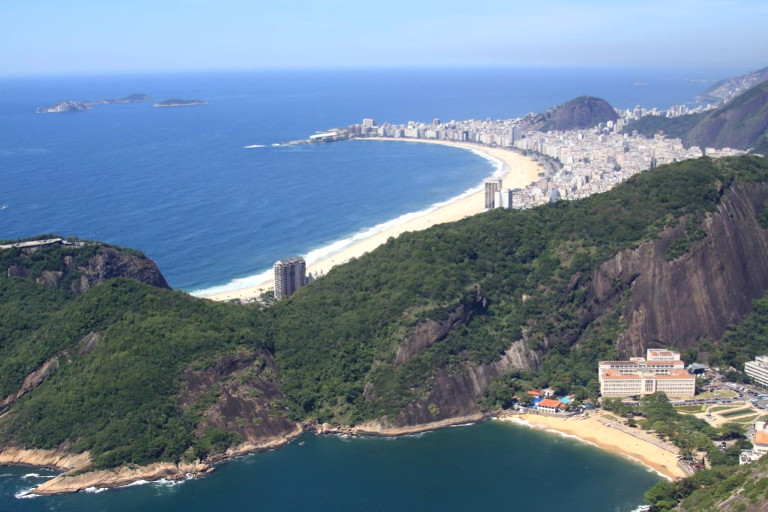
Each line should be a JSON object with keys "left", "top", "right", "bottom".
{"left": 2, "top": 0, "right": 767, "bottom": 75}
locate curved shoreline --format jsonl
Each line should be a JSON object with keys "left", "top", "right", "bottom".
{"left": 200, "top": 139, "right": 543, "bottom": 302}
{"left": 3, "top": 411, "right": 683, "bottom": 495}
{"left": 500, "top": 412, "right": 685, "bottom": 480}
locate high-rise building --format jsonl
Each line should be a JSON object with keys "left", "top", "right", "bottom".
{"left": 484, "top": 179, "right": 503, "bottom": 209}
{"left": 494, "top": 188, "right": 514, "bottom": 209}
{"left": 362, "top": 118, "right": 375, "bottom": 128}
{"left": 274, "top": 257, "right": 306, "bottom": 299}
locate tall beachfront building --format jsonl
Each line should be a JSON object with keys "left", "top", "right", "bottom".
{"left": 484, "top": 178, "right": 503, "bottom": 210}
{"left": 274, "top": 257, "right": 306, "bottom": 299}
{"left": 746, "top": 356, "right": 768, "bottom": 388}
{"left": 599, "top": 349, "right": 696, "bottom": 398}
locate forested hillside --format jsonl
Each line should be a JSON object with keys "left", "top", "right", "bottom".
{"left": 2, "top": 155, "right": 768, "bottom": 476}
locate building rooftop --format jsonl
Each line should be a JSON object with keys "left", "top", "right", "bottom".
{"left": 538, "top": 398, "right": 565, "bottom": 408}
{"left": 756, "top": 430, "right": 768, "bottom": 446}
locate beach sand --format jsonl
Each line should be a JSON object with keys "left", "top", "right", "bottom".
{"left": 202, "top": 139, "right": 543, "bottom": 302}
{"left": 503, "top": 412, "right": 686, "bottom": 480}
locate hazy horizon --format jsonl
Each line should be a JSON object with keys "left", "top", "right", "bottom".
{"left": 2, "top": 0, "right": 766, "bottom": 76}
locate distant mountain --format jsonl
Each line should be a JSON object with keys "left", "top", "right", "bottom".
{"left": 533, "top": 96, "right": 618, "bottom": 132}
{"left": 684, "top": 80, "right": 768, "bottom": 151}
{"left": 699, "top": 65, "right": 768, "bottom": 105}
{"left": 624, "top": 80, "right": 768, "bottom": 153}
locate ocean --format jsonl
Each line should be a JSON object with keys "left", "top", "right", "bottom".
{"left": 3, "top": 420, "right": 660, "bottom": 511}
{"left": 0, "top": 67, "right": 730, "bottom": 508}
{"left": 0, "top": 67, "right": 731, "bottom": 293}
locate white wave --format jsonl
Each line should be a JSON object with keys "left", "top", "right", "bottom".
{"left": 15, "top": 488, "right": 40, "bottom": 499}
{"left": 84, "top": 486, "right": 107, "bottom": 493}
{"left": 20, "top": 472, "right": 53, "bottom": 479}
{"left": 190, "top": 144, "right": 504, "bottom": 298}
{"left": 122, "top": 479, "right": 150, "bottom": 488}
{"left": 151, "top": 478, "right": 186, "bottom": 487}
{"left": 243, "top": 144, "right": 265, "bottom": 148}
{"left": 448, "top": 422, "right": 476, "bottom": 428}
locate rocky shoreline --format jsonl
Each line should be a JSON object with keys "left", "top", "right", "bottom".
{"left": 1, "top": 415, "right": 491, "bottom": 495}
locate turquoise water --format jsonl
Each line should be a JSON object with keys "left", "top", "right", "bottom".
{"left": 2, "top": 421, "right": 659, "bottom": 511}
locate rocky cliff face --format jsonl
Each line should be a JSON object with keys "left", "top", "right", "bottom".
{"left": 2, "top": 241, "right": 170, "bottom": 292}
{"left": 589, "top": 181, "right": 768, "bottom": 357}
{"left": 179, "top": 351, "right": 299, "bottom": 443}
{"left": 395, "top": 340, "right": 539, "bottom": 426}
{"left": 74, "top": 246, "right": 170, "bottom": 292}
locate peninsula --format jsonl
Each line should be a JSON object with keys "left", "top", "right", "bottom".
{"left": 153, "top": 98, "right": 207, "bottom": 107}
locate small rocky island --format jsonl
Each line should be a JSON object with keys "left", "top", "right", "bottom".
{"left": 153, "top": 98, "right": 207, "bottom": 107}
{"left": 36, "top": 101, "right": 90, "bottom": 114}
{"left": 36, "top": 93, "right": 150, "bottom": 114}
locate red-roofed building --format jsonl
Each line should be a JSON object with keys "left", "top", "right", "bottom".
{"left": 527, "top": 390, "right": 541, "bottom": 397}
{"left": 536, "top": 399, "right": 566, "bottom": 414}
{"left": 741, "top": 420, "right": 768, "bottom": 464}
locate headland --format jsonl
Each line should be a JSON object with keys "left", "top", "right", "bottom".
{"left": 201, "top": 139, "right": 543, "bottom": 302}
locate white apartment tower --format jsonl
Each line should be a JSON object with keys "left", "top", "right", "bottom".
{"left": 274, "top": 257, "right": 306, "bottom": 300}
{"left": 494, "top": 188, "right": 514, "bottom": 209}
{"left": 484, "top": 179, "right": 503, "bottom": 210}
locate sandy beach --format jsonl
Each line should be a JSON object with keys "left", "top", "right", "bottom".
{"left": 502, "top": 412, "right": 686, "bottom": 480}
{"left": 202, "top": 139, "right": 543, "bottom": 302}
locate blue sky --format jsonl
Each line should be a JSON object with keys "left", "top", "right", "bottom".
{"left": 2, "top": 0, "right": 766, "bottom": 74}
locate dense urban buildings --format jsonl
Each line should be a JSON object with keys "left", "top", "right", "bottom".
{"left": 745, "top": 356, "right": 768, "bottom": 388}
{"left": 599, "top": 349, "right": 696, "bottom": 398}
{"left": 273, "top": 257, "right": 307, "bottom": 299}
{"left": 345, "top": 106, "right": 744, "bottom": 211}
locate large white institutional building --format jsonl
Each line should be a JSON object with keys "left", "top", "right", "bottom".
{"left": 599, "top": 349, "right": 696, "bottom": 398}
{"left": 745, "top": 356, "right": 768, "bottom": 388}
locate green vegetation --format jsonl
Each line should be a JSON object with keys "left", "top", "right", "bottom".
{"left": 719, "top": 408, "right": 755, "bottom": 418}
{"left": 0, "top": 276, "right": 266, "bottom": 468}
{"left": 674, "top": 405, "right": 706, "bottom": 413}
{"left": 272, "top": 155, "right": 768, "bottom": 423}
{"left": 646, "top": 455, "right": 768, "bottom": 511}
{"left": 623, "top": 112, "right": 705, "bottom": 139}
{"left": 664, "top": 215, "right": 709, "bottom": 261}
{"left": 706, "top": 292, "right": 768, "bottom": 372}
{"left": 3, "top": 155, "right": 768, "bottom": 475}
{"left": 604, "top": 393, "right": 748, "bottom": 463}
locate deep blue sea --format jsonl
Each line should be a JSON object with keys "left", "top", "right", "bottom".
{"left": 0, "top": 67, "right": 732, "bottom": 293}
{"left": 0, "top": 67, "right": 733, "bottom": 509}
